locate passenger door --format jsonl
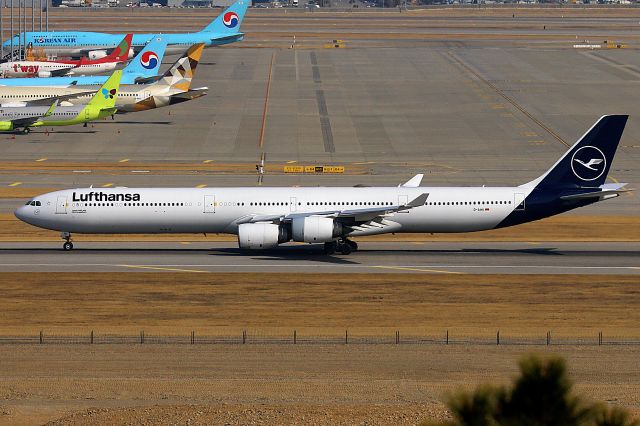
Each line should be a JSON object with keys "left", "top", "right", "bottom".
{"left": 290, "top": 197, "right": 297, "bottom": 213}
{"left": 55, "top": 196, "right": 68, "bottom": 214}
{"left": 203, "top": 195, "right": 216, "bottom": 213}
{"left": 514, "top": 193, "right": 526, "bottom": 211}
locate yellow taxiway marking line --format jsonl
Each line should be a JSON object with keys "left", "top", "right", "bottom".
{"left": 118, "top": 158, "right": 130, "bottom": 163}
{"left": 102, "top": 183, "right": 114, "bottom": 188}
{"left": 195, "top": 184, "right": 207, "bottom": 188}
{"left": 8, "top": 182, "right": 22, "bottom": 187}
{"left": 286, "top": 160, "right": 297, "bottom": 164}
{"left": 203, "top": 160, "right": 214, "bottom": 164}
{"left": 118, "top": 264, "right": 209, "bottom": 273}
{"left": 179, "top": 242, "right": 192, "bottom": 245}
{"left": 35, "top": 158, "right": 47, "bottom": 162}
{"left": 372, "top": 265, "right": 463, "bottom": 275}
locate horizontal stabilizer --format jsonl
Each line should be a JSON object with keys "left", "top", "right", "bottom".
{"left": 560, "top": 183, "right": 630, "bottom": 201}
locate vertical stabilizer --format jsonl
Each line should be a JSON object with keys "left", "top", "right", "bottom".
{"left": 200, "top": 0, "right": 249, "bottom": 34}
{"left": 122, "top": 35, "right": 167, "bottom": 77}
{"left": 85, "top": 69, "right": 122, "bottom": 110}
{"left": 522, "top": 115, "right": 628, "bottom": 190}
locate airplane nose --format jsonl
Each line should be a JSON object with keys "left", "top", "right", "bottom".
{"left": 14, "top": 206, "right": 28, "bottom": 222}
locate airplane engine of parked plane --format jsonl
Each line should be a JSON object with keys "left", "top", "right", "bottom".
{"left": 292, "top": 216, "right": 342, "bottom": 243}
{"left": 88, "top": 50, "right": 108, "bottom": 60}
{"left": 237, "top": 223, "right": 290, "bottom": 250}
{"left": 0, "top": 102, "right": 26, "bottom": 107}
{"left": 0, "top": 122, "right": 14, "bottom": 131}
{"left": 37, "top": 71, "right": 52, "bottom": 78}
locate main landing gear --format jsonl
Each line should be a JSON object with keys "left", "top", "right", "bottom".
{"left": 324, "top": 238, "right": 358, "bottom": 255}
{"left": 61, "top": 232, "right": 74, "bottom": 251}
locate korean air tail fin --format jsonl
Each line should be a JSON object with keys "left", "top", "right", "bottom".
{"left": 154, "top": 43, "right": 205, "bottom": 91}
{"left": 122, "top": 35, "right": 167, "bottom": 77}
{"left": 85, "top": 69, "right": 122, "bottom": 111}
{"left": 521, "top": 115, "right": 628, "bottom": 190}
{"left": 200, "top": 0, "right": 249, "bottom": 34}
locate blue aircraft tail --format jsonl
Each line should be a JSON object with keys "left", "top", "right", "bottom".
{"left": 122, "top": 35, "right": 168, "bottom": 77}
{"left": 523, "top": 115, "right": 628, "bottom": 190}
{"left": 200, "top": 0, "right": 249, "bottom": 34}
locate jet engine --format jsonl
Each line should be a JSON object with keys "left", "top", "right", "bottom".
{"left": 0, "top": 122, "right": 15, "bottom": 131}
{"left": 291, "top": 216, "right": 342, "bottom": 243}
{"left": 37, "top": 70, "right": 52, "bottom": 77}
{"left": 0, "top": 102, "right": 26, "bottom": 107}
{"left": 88, "top": 50, "right": 108, "bottom": 60}
{"left": 237, "top": 223, "right": 289, "bottom": 250}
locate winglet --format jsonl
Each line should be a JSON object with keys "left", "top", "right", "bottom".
{"left": 405, "top": 193, "right": 429, "bottom": 207}
{"left": 400, "top": 174, "right": 424, "bottom": 188}
{"left": 44, "top": 100, "right": 57, "bottom": 117}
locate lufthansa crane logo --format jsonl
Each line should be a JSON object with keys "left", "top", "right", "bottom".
{"left": 571, "top": 146, "right": 606, "bottom": 181}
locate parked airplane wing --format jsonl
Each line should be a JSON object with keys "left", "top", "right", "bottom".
{"left": 9, "top": 101, "right": 57, "bottom": 129}
{"left": 24, "top": 91, "right": 96, "bottom": 106}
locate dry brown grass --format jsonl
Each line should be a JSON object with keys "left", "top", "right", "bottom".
{"left": 1, "top": 213, "right": 638, "bottom": 242}
{"left": 0, "top": 273, "right": 637, "bottom": 338}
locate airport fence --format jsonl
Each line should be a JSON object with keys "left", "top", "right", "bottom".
{"left": 0, "top": 330, "right": 639, "bottom": 346}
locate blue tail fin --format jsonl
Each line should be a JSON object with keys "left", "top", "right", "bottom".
{"left": 523, "top": 115, "right": 628, "bottom": 190}
{"left": 200, "top": 0, "right": 249, "bottom": 34}
{"left": 122, "top": 35, "right": 167, "bottom": 78}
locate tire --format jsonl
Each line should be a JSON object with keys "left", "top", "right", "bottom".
{"left": 22, "top": 128, "right": 30, "bottom": 134}
{"left": 346, "top": 240, "right": 358, "bottom": 251}
{"left": 339, "top": 243, "right": 352, "bottom": 255}
{"left": 324, "top": 241, "right": 336, "bottom": 255}
{"left": 63, "top": 242, "right": 73, "bottom": 251}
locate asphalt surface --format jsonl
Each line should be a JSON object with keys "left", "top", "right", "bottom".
{"left": 0, "top": 241, "right": 637, "bottom": 274}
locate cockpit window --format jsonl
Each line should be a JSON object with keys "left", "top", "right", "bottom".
{"left": 25, "top": 200, "right": 40, "bottom": 206}
{"left": 25, "top": 201, "right": 32, "bottom": 205}
{"left": 35, "top": 201, "right": 41, "bottom": 206}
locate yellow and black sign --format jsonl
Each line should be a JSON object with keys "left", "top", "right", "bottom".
{"left": 284, "top": 165, "right": 345, "bottom": 174}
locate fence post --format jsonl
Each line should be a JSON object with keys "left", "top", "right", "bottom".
{"left": 90, "top": 330, "right": 94, "bottom": 345}
{"left": 191, "top": 331, "right": 195, "bottom": 345}
{"left": 242, "top": 330, "right": 246, "bottom": 344}
{"left": 496, "top": 330, "right": 500, "bottom": 346}
{"left": 39, "top": 330, "right": 43, "bottom": 344}
{"left": 598, "top": 331, "right": 602, "bottom": 346}
{"left": 345, "top": 330, "right": 348, "bottom": 345}
{"left": 293, "top": 330, "right": 297, "bottom": 345}
{"left": 395, "top": 330, "right": 399, "bottom": 344}
{"left": 140, "top": 331, "right": 144, "bottom": 344}
{"left": 546, "top": 331, "right": 551, "bottom": 346}
{"left": 446, "top": 330, "right": 449, "bottom": 345}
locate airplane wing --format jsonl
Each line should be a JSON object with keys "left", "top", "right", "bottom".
{"left": 10, "top": 101, "right": 57, "bottom": 129}
{"left": 48, "top": 66, "right": 78, "bottom": 77}
{"left": 235, "top": 193, "right": 429, "bottom": 225}
{"left": 22, "top": 91, "right": 96, "bottom": 107}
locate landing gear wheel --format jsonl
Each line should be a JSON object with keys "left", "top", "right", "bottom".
{"left": 346, "top": 240, "right": 358, "bottom": 251}
{"left": 63, "top": 242, "right": 74, "bottom": 251}
{"left": 22, "top": 128, "right": 30, "bottom": 134}
{"left": 339, "top": 242, "right": 352, "bottom": 255}
{"left": 324, "top": 241, "right": 337, "bottom": 255}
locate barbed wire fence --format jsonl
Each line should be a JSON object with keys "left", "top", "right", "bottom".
{"left": 0, "top": 330, "right": 637, "bottom": 346}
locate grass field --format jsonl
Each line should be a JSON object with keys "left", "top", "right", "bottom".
{"left": 0, "top": 273, "right": 638, "bottom": 337}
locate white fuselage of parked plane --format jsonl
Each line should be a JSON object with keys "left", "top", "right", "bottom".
{"left": 0, "top": 61, "right": 118, "bottom": 78}
{"left": 15, "top": 186, "right": 530, "bottom": 235}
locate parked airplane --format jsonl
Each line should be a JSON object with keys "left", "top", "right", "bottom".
{"left": 2, "top": 0, "right": 248, "bottom": 59}
{"left": 0, "top": 35, "right": 165, "bottom": 87}
{"left": 15, "top": 115, "right": 629, "bottom": 253}
{"left": 0, "top": 70, "right": 121, "bottom": 133}
{"left": 0, "top": 34, "right": 132, "bottom": 78}
{"left": 0, "top": 43, "right": 205, "bottom": 112}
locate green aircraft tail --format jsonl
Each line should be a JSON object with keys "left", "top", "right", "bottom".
{"left": 86, "top": 70, "right": 122, "bottom": 111}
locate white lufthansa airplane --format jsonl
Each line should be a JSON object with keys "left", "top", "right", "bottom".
{"left": 15, "top": 115, "right": 630, "bottom": 253}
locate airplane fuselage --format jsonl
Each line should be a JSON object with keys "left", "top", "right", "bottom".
{"left": 14, "top": 185, "right": 588, "bottom": 236}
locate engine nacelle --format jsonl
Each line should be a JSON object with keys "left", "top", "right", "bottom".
{"left": 0, "top": 121, "right": 15, "bottom": 131}
{"left": 0, "top": 102, "right": 26, "bottom": 107}
{"left": 88, "top": 50, "right": 108, "bottom": 60}
{"left": 292, "top": 216, "right": 342, "bottom": 243}
{"left": 37, "top": 70, "right": 51, "bottom": 77}
{"left": 237, "top": 223, "right": 289, "bottom": 250}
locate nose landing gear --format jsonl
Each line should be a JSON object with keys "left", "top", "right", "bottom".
{"left": 61, "top": 232, "right": 74, "bottom": 251}
{"left": 324, "top": 238, "right": 358, "bottom": 255}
